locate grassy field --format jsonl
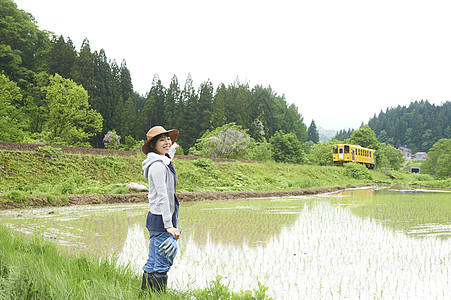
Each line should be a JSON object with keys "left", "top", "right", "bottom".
{"left": 0, "top": 148, "right": 449, "bottom": 206}
{"left": 0, "top": 226, "right": 270, "bottom": 299}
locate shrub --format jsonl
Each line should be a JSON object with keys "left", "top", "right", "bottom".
{"left": 36, "top": 146, "right": 63, "bottom": 158}
{"left": 269, "top": 131, "right": 306, "bottom": 164}
{"left": 343, "top": 162, "right": 372, "bottom": 180}
{"left": 193, "top": 123, "right": 253, "bottom": 159}
{"left": 250, "top": 141, "right": 274, "bottom": 161}
{"left": 193, "top": 158, "right": 213, "bottom": 170}
{"left": 103, "top": 130, "right": 121, "bottom": 149}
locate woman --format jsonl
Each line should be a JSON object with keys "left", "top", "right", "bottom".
{"left": 141, "top": 126, "right": 181, "bottom": 292}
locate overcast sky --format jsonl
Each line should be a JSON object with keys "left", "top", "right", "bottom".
{"left": 14, "top": 0, "right": 451, "bottom": 131}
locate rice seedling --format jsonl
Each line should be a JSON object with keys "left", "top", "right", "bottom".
{"left": 1, "top": 187, "right": 449, "bottom": 299}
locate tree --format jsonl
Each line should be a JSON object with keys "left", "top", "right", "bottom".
{"left": 281, "top": 103, "right": 307, "bottom": 142}
{"left": 377, "top": 130, "right": 390, "bottom": 144}
{"left": 191, "top": 123, "right": 253, "bottom": 159}
{"left": 308, "top": 140, "right": 337, "bottom": 166}
{"left": 0, "top": 73, "right": 25, "bottom": 141}
{"left": 269, "top": 131, "right": 306, "bottom": 164}
{"left": 179, "top": 74, "right": 199, "bottom": 150}
{"left": 120, "top": 60, "right": 133, "bottom": 102}
{"left": 47, "top": 35, "right": 76, "bottom": 78}
{"left": 348, "top": 125, "right": 379, "bottom": 150}
{"left": 307, "top": 120, "right": 320, "bottom": 143}
{"left": 376, "top": 143, "right": 404, "bottom": 170}
{"left": 197, "top": 79, "right": 214, "bottom": 137}
{"left": 211, "top": 83, "right": 229, "bottom": 129}
{"left": 44, "top": 74, "right": 103, "bottom": 145}
{"left": 421, "top": 139, "right": 451, "bottom": 178}
{"left": 164, "top": 75, "right": 181, "bottom": 130}
{"left": 0, "top": 0, "right": 50, "bottom": 86}
{"left": 334, "top": 128, "right": 353, "bottom": 141}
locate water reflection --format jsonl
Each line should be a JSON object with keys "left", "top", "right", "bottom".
{"left": 1, "top": 187, "right": 450, "bottom": 298}
{"left": 115, "top": 200, "right": 451, "bottom": 299}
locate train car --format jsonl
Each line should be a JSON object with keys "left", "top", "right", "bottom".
{"left": 332, "top": 144, "right": 375, "bottom": 169}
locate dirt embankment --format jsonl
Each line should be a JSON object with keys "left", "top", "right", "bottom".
{"left": 0, "top": 185, "right": 375, "bottom": 210}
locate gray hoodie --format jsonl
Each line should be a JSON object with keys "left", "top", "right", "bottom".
{"left": 142, "top": 152, "right": 176, "bottom": 229}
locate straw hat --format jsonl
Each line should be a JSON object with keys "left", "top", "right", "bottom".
{"left": 142, "top": 126, "right": 179, "bottom": 154}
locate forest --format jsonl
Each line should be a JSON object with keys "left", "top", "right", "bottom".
{"left": 0, "top": 0, "right": 307, "bottom": 153}
{"left": 367, "top": 100, "right": 450, "bottom": 153}
{"left": 1, "top": 0, "right": 450, "bottom": 174}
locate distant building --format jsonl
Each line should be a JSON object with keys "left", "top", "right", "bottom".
{"left": 398, "top": 146, "right": 411, "bottom": 160}
{"left": 413, "top": 152, "right": 428, "bottom": 159}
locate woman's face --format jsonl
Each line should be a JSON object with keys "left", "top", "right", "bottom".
{"left": 154, "top": 135, "right": 172, "bottom": 155}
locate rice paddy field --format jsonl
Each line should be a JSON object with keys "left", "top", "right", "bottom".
{"left": 0, "top": 186, "right": 450, "bottom": 299}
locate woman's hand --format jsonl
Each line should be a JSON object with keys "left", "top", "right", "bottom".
{"left": 166, "top": 227, "right": 181, "bottom": 240}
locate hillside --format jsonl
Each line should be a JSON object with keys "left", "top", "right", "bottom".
{"left": 1, "top": 142, "right": 449, "bottom": 209}
{"left": 368, "top": 100, "right": 450, "bottom": 152}
{"left": 318, "top": 126, "right": 337, "bottom": 142}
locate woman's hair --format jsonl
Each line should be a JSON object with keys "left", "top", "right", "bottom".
{"left": 148, "top": 132, "right": 170, "bottom": 153}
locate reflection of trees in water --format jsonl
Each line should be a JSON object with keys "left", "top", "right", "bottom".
{"left": 179, "top": 198, "right": 307, "bottom": 246}
{"left": 171, "top": 201, "right": 451, "bottom": 299}
{"left": 336, "top": 188, "right": 451, "bottom": 238}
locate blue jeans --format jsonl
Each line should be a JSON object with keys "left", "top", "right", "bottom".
{"left": 142, "top": 231, "right": 177, "bottom": 274}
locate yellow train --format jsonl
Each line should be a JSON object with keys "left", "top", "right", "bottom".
{"left": 332, "top": 144, "right": 375, "bottom": 169}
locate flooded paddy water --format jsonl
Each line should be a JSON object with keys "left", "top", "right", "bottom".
{"left": 1, "top": 186, "right": 450, "bottom": 299}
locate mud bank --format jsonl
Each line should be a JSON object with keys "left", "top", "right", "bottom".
{"left": 0, "top": 185, "right": 375, "bottom": 210}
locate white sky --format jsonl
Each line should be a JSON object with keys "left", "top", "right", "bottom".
{"left": 13, "top": 0, "right": 451, "bottom": 131}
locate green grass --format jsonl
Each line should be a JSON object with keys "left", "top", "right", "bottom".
{"left": 0, "top": 226, "right": 271, "bottom": 299}
{"left": 0, "top": 149, "right": 449, "bottom": 205}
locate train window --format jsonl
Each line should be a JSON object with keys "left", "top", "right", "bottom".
{"left": 339, "top": 148, "right": 343, "bottom": 154}
{"left": 333, "top": 146, "right": 338, "bottom": 154}
{"left": 344, "top": 145, "right": 349, "bottom": 153}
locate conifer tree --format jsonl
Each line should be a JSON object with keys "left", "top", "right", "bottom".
{"left": 164, "top": 75, "right": 180, "bottom": 129}
{"left": 178, "top": 74, "right": 199, "bottom": 150}
{"left": 197, "top": 79, "right": 214, "bottom": 136}
{"left": 47, "top": 36, "right": 76, "bottom": 78}
{"left": 211, "top": 83, "right": 228, "bottom": 129}
{"left": 307, "top": 120, "right": 320, "bottom": 143}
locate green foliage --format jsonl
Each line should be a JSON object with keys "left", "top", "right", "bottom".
{"left": 116, "top": 135, "right": 143, "bottom": 152}
{"left": 0, "top": 147, "right": 449, "bottom": 206}
{"left": 307, "top": 120, "right": 320, "bottom": 143}
{"left": 347, "top": 125, "right": 379, "bottom": 150}
{"left": 269, "top": 131, "right": 306, "bottom": 164}
{"left": 375, "top": 143, "right": 405, "bottom": 170}
{"left": 249, "top": 140, "right": 274, "bottom": 162}
{"left": 368, "top": 100, "right": 450, "bottom": 152}
{"left": 3, "top": 190, "right": 28, "bottom": 202}
{"left": 193, "top": 158, "right": 214, "bottom": 169}
{"left": 421, "top": 139, "right": 451, "bottom": 178}
{"left": 307, "top": 140, "right": 336, "bottom": 166}
{"left": 334, "top": 128, "right": 353, "bottom": 140}
{"left": 1, "top": 1, "right": 309, "bottom": 152}
{"left": 0, "top": 74, "right": 25, "bottom": 142}
{"left": 193, "top": 276, "right": 271, "bottom": 300}
{"left": 44, "top": 74, "right": 103, "bottom": 144}
{"left": 36, "top": 146, "right": 62, "bottom": 158}
{"left": 343, "top": 162, "right": 372, "bottom": 180}
{"left": 0, "top": 226, "right": 271, "bottom": 299}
